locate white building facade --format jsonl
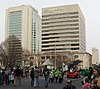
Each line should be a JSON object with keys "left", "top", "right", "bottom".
{"left": 5, "top": 5, "right": 41, "bottom": 54}
{"left": 42, "top": 4, "right": 86, "bottom": 53}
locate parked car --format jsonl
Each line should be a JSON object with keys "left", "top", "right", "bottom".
{"left": 66, "top": 71, "right": 80, "bottom": 78}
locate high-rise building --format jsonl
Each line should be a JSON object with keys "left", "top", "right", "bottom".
{"left": 92, "top": 48, "right": 99, "bottom": 65}
{"left": 5, "top": 5, "right": 41, "bottom": 54}
{"left": 42, "top": 4, "right": 86, "bottom": 53}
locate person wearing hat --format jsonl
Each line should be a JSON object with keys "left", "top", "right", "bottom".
{"left": 63, "top": 80, "right": 76, "bottom": 89}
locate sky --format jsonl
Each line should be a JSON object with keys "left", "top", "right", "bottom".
{"left": 0, "top": 0, "right": 100, "bottom": 55}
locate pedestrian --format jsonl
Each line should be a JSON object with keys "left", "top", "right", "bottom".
{"left": 63, "top": 80, "right": 76, "bottom": 89}
{"left": 9, "top": 68, "right": 14, "bottom": 85}
{"left": 14, "top": 66, "right": 22, "bottom": 86}
{"left": 43, "top": 65, "right": 49, "bottom": 88}
{"left": 90, "top": 79, "right": 100, "bottom": 89}
{"left": 5, "top": 68, "right": 10, "bottom": 85}
{"left": 0, "top": 67, "right": 3, "bottom": 85}
{"left": 30, "top": 67, "right": 34, "bottom": 86}
{"left": 82, "top": 77, "right": 89, "bottom": 89}
{"left": 55, "top": 69, "right": 59, "bottom": 83}
{"left": 52, "top": 68, "right": 56, "bottom": 82}
{"left": 58, "top": 69, "right": 63, "bottom": 83}
{"left": 88, "top": 67, "right": 93, "bottom": 82}
{"left": 49, "top": 69, "right": 53, "bottom": 83}
{"left": 34, "top": 66, "right": 40, "bottom": 87}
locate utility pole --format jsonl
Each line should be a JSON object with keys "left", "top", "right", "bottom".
{"left": 54, "top": 40, "right": 56, "bottom": 69}
{"left": 37, "top": 40, "right": 40, "bottom": 67}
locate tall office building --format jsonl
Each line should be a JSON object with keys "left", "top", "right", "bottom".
{"left": 42, "top": 4, "right": 86, "bottom": 53}
{"left": 5, "top": 5, "right": 41, "bottom": 54}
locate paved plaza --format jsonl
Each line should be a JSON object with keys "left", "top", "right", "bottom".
{"left": 0, "top": 76, "right": 82, "bottom": 89}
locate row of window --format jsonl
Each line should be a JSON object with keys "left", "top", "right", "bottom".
{"left": 42, "top": 36, "right": 79, "bottom": 40}
{"left": 9, "top": 26, "right": 21, "bottom": 28}
{"left": 9, "top": 19, "right": 22, "bottom": 22}
{"left": 42, "top": 16, "right": 78, "bottom": 21}
{"left": 42, "top": 19, "right": 79, "bottom": 25}
{"left": 9, "top": 32, "right": 21, "bottom": 35}
{"left": 42, "top": 47, "right": 79, "bottom": 51}
{"left": 9, "top": 16, "right": 22, "bottom": 18}
{"left": 42, "top": 31, "right": 79, "bottom": 36}
{"left": 42, "top": 39, "right": 79, "bottom": 43}
{"left": 42, "top": 27, "right": 79, "bottom": 32}
{"left": 42, "top": 34, "right": 79, "bottom": 40}
{"left": 9, "top": 26, "right": 21, "bottom": 31}
{"left": 42, "top": 43, "right": 79, "bottom": 47}
{"left": 42, "top": 12, "right": 78, "bottom": 17}
{"left": 9, "top": 17, "right": 22, "bottom": 20}
{"left": 9, "top": 11, "right": 22, "bottom": 15}
{"left": 42, "top": 23, "right": 79, "bottom": 28}
{"left": 9, "top": 22, "right": 21, "bottom": 25}
{"left": 9, "top": 25, "right": 22, "bottom": 28}
{"left": 42, "top": 48, "right": 70, "bottom": 51}
{"left": 9, "top": 33, "right": 21, "bottom": 36}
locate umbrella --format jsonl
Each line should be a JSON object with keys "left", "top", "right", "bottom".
{"left": 68, "top": 60, "right": 83, "bottom": 69}
{"left": 42, "top": 59, "right": 53, "bottom": 66}
{"left": 72, "top": 60, "right": 83, "bottom": 65}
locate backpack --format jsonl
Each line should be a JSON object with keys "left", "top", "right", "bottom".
{"left": 44, "top": 68, "right": 49, "bottom": 76}
{"left": 34, "top": 69, "right": 39, "bottom": 77}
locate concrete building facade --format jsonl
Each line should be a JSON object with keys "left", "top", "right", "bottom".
{"left": 42, "top": 4, "right": 86, "bottom": 53}
{"left": 40, "top": 52, "right": 92, "bottom": 69}
{"left": 73, "top": 52, "right": 92, "bottom": 69}
{"left": 92, "top": 48, "right": 99, "bottom": 65}
{"left": 5, "top": 5, "right": 41, "bottom": 54}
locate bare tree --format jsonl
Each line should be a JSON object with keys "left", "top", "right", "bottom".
{"left": 0, "top": 35, "right": 26, "bottom": 67}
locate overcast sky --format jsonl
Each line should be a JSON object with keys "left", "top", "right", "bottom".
{"left": 0, "top": 0, "right": 100, "bottom": 55}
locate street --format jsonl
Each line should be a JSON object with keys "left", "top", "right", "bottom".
{"left": 0, "top": 76, "right": 82, "bottom": 89}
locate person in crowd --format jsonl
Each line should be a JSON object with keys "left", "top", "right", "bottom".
{"left": 82, "top": 77, "right": 89, "bottom": 89}
{"left": 90, "top": 67, "right": 100, "bottom": 86}
{"left": 14, "top": 66, "right": 22, "bottom": 86}
{"left": 34, "top": 66, "right": 40, "bottom": 87}
{"left": 63, "top": 80, "right": 76, "bottom": 89}
{"left": 58, "top": 69, "right": 63, "bottom": 83}
{"left": 52, "top": 68, "right": 56, "bottom": 82}
{"left": 49, "top": 69, "right": 53, "bottom": 83}
{"left": 25, "top": 69, "right": 29, "bottom": 78}
{"left": 97, "top": 75, "right": 100, "bottom": 88}
{"left": 5, "top": 68, "right": 10, "bottom": 85}
{"left": 30, "top": 67, "right": 34, "bottom": 86}
{"left": 88, "top": 67, "right": 93, "bottom": 82}
{"left": 55, "top": 69, "right": 59, "bottom": 83}
{"left": 92, "top": 68, "right": 99, "bottom": 79}
{"left": 9, "top": 68, "right": 14, "bottom": 85}
{"left": 89, "top": 79, "right": 100, "bottom": 89}
{"left": 70, "top": 67, "right": 73, "bottom": 72}
{"left": 43, "top": 65, "right": 49, "bottom": 88}
{"left": 2, "top": 68, "right": 6, "bottom": 85}
{"left": 20, "top": 67, "right": 24, "bottom": 78}
{"left": 0, "top": 67, "right": 3, "bottom": 85}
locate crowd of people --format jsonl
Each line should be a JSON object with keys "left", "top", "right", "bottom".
{"left": 63, "top": 66, "right": 100, "bottom": 89}
{"left": 81, "top": 66, "right": 100, "bottom": 89}
{"left": 0, "top": 65, "right": 100, "bottom": 89}
{"left": 0, "top": 65, "right": 64, "bottom": 88}
{"left": 30, "top": 65, "right": 64, "bottom": 88}
{"left": 0, "top": 66, "right": 23, "bottom": 86}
